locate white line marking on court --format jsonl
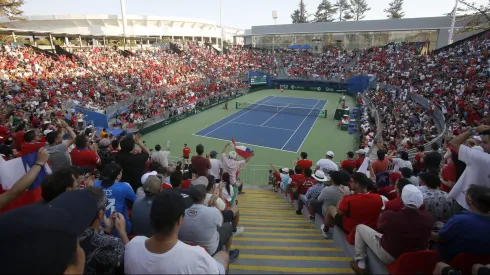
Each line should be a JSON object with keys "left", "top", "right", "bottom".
{"left": 294, "top": 100, "right": 329, "bottom": 153}
{"left": 266, "top": 101, "right": 316, "bottom": 108}
{"left": 195, "top": 96, "right": 275, "bottom": 136}
{"left": 230, "top": 122, "right": 295, "bottom": 132}
{"left": 260, "top": 103, "right": 290, "bottom": 126}
{"left": 192, "top": 133, "right": 297, "bottom": 153}
{"left": 280, "top": 99, "right": 323, "bottom": 151}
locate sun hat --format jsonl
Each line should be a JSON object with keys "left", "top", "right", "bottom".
{"left": 228, "top": 150, "right": 237, "bottom": 159}
{"left": 401, "top": 184, "right": 424, "bottom": 209}
{"left": 312, "top": 170, "right": 329, "bottom": 182}
{"left": 326, "top": 151, "right": 334, "bottom": 157}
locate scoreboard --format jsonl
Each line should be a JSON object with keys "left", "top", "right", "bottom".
{"left": 249, "top": 74, "right": 267, "bottom": 85}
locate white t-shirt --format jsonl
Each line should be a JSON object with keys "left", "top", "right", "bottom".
{"left": 448, "top": 145, "right": 490, "bottom": 210}
{"left": 392, "top": 158, "right": 413, "bottom": 172}
{"left": 221, "top": 185, "right": 235, "bottom": 203}
{"left": 151, "top": 150, "right": 170, "bottom": 167}
{"left": 209, "top": 159, "right": 222, "bottom": 180}
{"left": 316, "top": 158, "right": 338, "bottom": 174}
{"left": 204, "top": 193, "right": 226, "bottom": 211}
{"left": 124, "top": 237, "right": 220, "bottom": 274}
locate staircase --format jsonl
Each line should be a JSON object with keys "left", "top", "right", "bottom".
{"left": 27, "top": 44, "right": 59, "bottom": 60}
{"left": 230, "top": 187, "right": 352, "bottom": 274}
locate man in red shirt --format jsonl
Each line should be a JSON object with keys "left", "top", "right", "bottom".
{"left": 341, "top": 151, "right": 357, "bottom": 171}
{"left": 296, "top": 152, "right": 312, "bottom": 173}
{"left": 13, "top": 124, "right": 26, "bottom": 152}
{"left": 384, "top": 178, "right": 413, "bottom": 212}
{"left": 182, "top": 143, "right": 191, "bottom": 165}
{"left": 321, "top": 172, "right": 383, "bottom": 243}
{"left": 355, "top": 149, "right": 366, "bottom": 170}
{"left": 190, "top": 144, "right": 211, "bottom": 176}
{"left": 20, "top": 130, "right": 46, "bottom": 156}
{"left": 69, "top": 134, "right": 100, "bottom": 171}
{"left": 290, "top": 166, "right": 305, "bottom": 199}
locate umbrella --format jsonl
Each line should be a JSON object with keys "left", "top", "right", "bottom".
{"left": 289, "top": 44, "right": 300, "bottom": 49}
{"left": 300, "top": 44, "right": 312, "bottom": 49}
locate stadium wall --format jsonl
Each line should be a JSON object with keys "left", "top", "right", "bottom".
{"left": 73, "top": 108, "right": 109, "bottom": 129}
{"left": 270, "top": 77, "right": 369, "bottom": 96}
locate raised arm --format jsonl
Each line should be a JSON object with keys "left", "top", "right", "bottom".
{"left": 449, "top": 125, "right": 490, "bottom": 153}
{"left": 222, "top": 142, "right": 230, "bottom": 154}
{"left": 134, "top": 134, "right": 150, "bottom": 155}
{"left": 269, "top": 163, "right": 279, "bottom": 174}
{"left": 57, "top": 119, "right": 76, "bottom": 149}
{"left": 244, "top": 152, "right": 254, "bottom": 163}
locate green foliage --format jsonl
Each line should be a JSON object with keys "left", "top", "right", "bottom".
{"left": 384, "top": 0, "right": 405, "bottom": 19}
{"left": 314, "top": 0, "right": 338, "bottom": 22}
{"left": 349, "top": 0, "right": 371, "bottom": 21}
{"left": 291, "top": 0, "right": 310, "bottom": 23}
{"left": 456, "top": 0, "right": 490, "bottom": 32}
{"left": 0, "top": 0, "right": 24, "bottom": 20}
{"left": 333, "top": 0, "right": 351, "bottom": 21}
{"left": 36, "top": 38, "right": 50, "bottom": 45}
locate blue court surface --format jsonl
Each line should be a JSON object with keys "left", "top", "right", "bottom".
{"left": 194, "top": 96, "right": 327, "bottom": 152}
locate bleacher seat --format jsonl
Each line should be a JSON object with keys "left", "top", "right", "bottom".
{"left": 386, "top": 250, "right": 439, "bottom": 275}
{"left": 449, "top": 253, "right": 490, "bottom": 275}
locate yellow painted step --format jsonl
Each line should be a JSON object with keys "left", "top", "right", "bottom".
{"left": 233, "top": 237, "right": 333, "bottom": 243}
{"left": 238, "top": 221, "right": 314, "bottom": 227}
{"left": 240, "top": 217, "right": 306, "bottom": 222}
{"left": 232, "top": 245, "right": 341, "bottom": 251}
{"left": 243, "top": 231, "right": 320, "bottom": 237}
{"left": 246, "top": 226, "right": 317, "bottom": 232}
{"left": 230, "top": 264, "right": 353, "bottom": 274}
{"left": 239, "top": 254, "right": 351, "bottom": 261}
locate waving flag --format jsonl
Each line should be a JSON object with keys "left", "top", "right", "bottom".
{"left": 232, "top": 138, "right": 254, "bottom": 159}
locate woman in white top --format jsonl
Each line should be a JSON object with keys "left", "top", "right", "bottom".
{"left": 388, "top": 150, "right": 413, "bottom": 172}
{"left": 220, "top": 172, "right": 235, "bottom": 205}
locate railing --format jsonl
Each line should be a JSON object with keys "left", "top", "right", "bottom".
{"left": 361, "top": 94, "right": 382, "bottom": 160}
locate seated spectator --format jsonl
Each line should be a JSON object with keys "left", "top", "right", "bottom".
{"left": 388, "top": 151, "right": 412, "bottom": 172}
{"left": 341, "top": 151, "right": 357, "bottom": 171}
{"left": 315, "top": 151, "right": 338, "bottom": 175}
{"left": 399, "top": 167, "right": 419, "bottom": 186}
{"left": 269, "top": 164, "right": 291, "bottom": 195}
{"left": 179, "top": 180, "right": 240, "bottom": 262}
{"left": 424, "top": 142, "right": 442, "bottom": 173}
{"left": 384, "top": 178, "right": 413, "bottom": 212}
{"left": 191, "top": 144, "right": 211, "bottom": 176}
{"left": 45, "top": 119, "right": 76, "bottom": 172}
{"left": 131, "top": 175, "right": 164, "bottom": 237}
{"left": 420, "top": 172, "right": 453, "bottom": 222}
{"left": 70, "top": 134, "right": 100, "bottom": 171}
{"left": 296, "top": 170, "right": 328, "bottom": 219}
{"left": 124, "top": 191, "right": 229, "bottom": 274}
{"left": 169, "top": 170, "right": 193, "bottom": 206}
{"left": 41, "top": 167, "right": 81, "bottom": 202}
{"left": 289, "top": 166, "right": 305, "bottom": 199}
{"left": 432, "top": 184, "right": 490, "bottom": 262}
{"left": 151, "top": 141, "right": 171, "bottom": 168}
{"left": 115, "top": 134, "right": 150, "bottom": 192}
{"left": 350, "top": 185, "right": 433, "bottom": 274}
{"left": 296, "top": 168, "right": 314, "bottom": 196}
{"left": 296, "top": 151, "right": 312, "bottom": 173}
{"left": 316, "top": 171, "right": 350, "bottom": 217}
{"left": 371, "top": 150, "right": 389, "bottom": 175}
{"left": 220, "top": 172, "right": 236, "bottom": 206}
{"left": 94, "top": 163, "right": 137, "bottom": 235}
{"left": 433, "top": 262, "right": 490, "bottom": 275}
{"left": 81, "top": 187, "right": 128, "bottom": 275}
{"left": 0, "top": 190, "right": 98, "bottom": 274}
{"left": 321, "top": 172, "right": 383, "bottom": 241}
{"left": 208, "top": 150, "right": 223, "bottom": 182}
{"left": 355, "top": 149, "right": 366, "bottom": 170}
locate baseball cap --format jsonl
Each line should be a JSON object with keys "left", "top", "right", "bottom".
{"left": 188, "top": 184, "right": 207, "bottom": 202}
{"left": 191, "top": 176, "right": 209, "bottom": 186}
{"left": 141, "top": 171, "right": 158, "bottom": 185}
{"left": 150, "top": 191, "right": 187, "bottom": 231}
{"left": 210, "top": 150, "right": 218, "bottom": 157}
{"left": 401, "top": 184, "right": 424, "bottom": 209}
{"left": 144, "top": 175, "right": 163, "bottom": 195}
{"left": 43, "top": 129, "right": 53, "bottom": 136}
{"left": 98, "top": 138, "right": 111, "bottom": 148}
{"left": 0, "top": 190, "right": 98, "bottom": 274}
{"left": 356, "top": 149, "right": 366, "bottom": 154}
{"left": 281, "top": 168, "right": 289, "bottom": 173}
{"left": 326, "top": 151, "right": 334, "bottom": 157}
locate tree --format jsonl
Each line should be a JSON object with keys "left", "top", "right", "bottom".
{"left": 314, "top": 0, "right": 338, "bottom": 22}
{"left": 333, "top": 0, "right": 351, "bottom": 21}
{"left": 384, "top": 0, "right": 404, "bottom": 19}
{"left": 291, "top": 0, "right": 310, "bottom": 23}
{"left": 455, "top": 0, "right": 490, "bottom": 32}
{"left": 0, "top": 0, "right": 23, "bottom": 20}
{"left": 349, "top": 0, "right": 370, "bottom": 21}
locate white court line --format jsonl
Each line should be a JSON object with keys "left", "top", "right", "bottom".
{"left": 280, "top": 99, "right": 323, "bottom": 150}
{"left": 192, "top": 133, "right": 297, "bottom": 153}
{"left": 265, "top": 100, "right": 317, "bottom": 108}
{"left": 295, "top": 100, "right": 329, "bottom": 153}
{"left": 195, "top": 96, "right": 275, "bottom": 136}
{"left": 260, "top": 103, "right": 290, "bottom": 126}
{"left": 230, "top": 122, "right": 295, "bottom": 132}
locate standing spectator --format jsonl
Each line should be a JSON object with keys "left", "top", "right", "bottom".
{"left": 97, "top": 138, "right": 115, "bottom": 171}
{"left": 350, "top": 185, "right": 433, "bottom": 274}
{"left": 94, "top": 163, "right": 137, "bottom": 235}
{"left": 209, "top": 150, "right": 223, "bottom": 183}
{"left": 424, "top": 143, "right": 442, "bottom": 173}
{"left": 152, "top": 141, "right": 171, "bottom": 168}
{"left": 21, "top": 130, "right": 46, "bottom": 155}
{"left": 296, "top": 152, "right": 312, "bottom": 173}
{"left": 12, "top": 123, "right": 25, "bottom": 152}
{"left": 432, "top": 185, "right": 490, "bottom": 262}
{"left": 413, "top": 146, "right": 426, "bottom": 174}
{"left": 45, "top": 119, "right": 76, "bottom": 172}
{"left": 41, "top": 168, "right": 81, "bottom": 203}
{"left": 191, "top": 144, "right": 211, "bottom": 176}
{"left": 131, "top": 175, "right": 163, "bottom": 237}
{"left": 448, "top": 125, "right": 490, "bottom": 212}
{"left": 182, "top": 143, "right": 191, "bottom": 165}
{"left": 388, "top": 151, "right": 412, "bottom": 172}
{"left": 221, "top": 142, "right": 253, "bottom": 188}
{"left": 341, "top": 152, "right": 357, "bottom": 171}
{"left": 355, "top": 149, "right": 366, "bottom": 170}
{"left": 70, "top": 134, "right": 100, "bottom": 171}
{"left": 115, "top": 134, "right": 150, "bottom": 192}
{"left": 440, "top": 151, "right": 466, "bottom": 193}
{"left": 419, "top": 172, "right": 453, "bottom": 222}
{"left": 399, "top": 167, "right": 419, "bottom": 186}
{"left": 80, "top": 187, "right": 128, "bottom": 275}
{"left": 315, "top": 151, "right": 338, "bottom": 175}
{"left": 372, "top": 150, "right": 389, "bottom": 175}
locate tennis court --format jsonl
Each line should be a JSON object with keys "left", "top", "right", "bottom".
{"left": 194, "top": 96, "right": 328, "bottom": 152}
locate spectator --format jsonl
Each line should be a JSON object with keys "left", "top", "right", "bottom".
{"left": 440, "top": 151, "right": 466, "bottom": 193}
{"left": 115, "top": 134, "right": 150, "bottom": 192}
{"left": 21, "top": 129, "right": 46, "bottom": 155}
{"left": 191, "top": 144, "right": 211, "bottom": 176}
{"left": 97, "top": 138, "right": 115, "bottom": 171}
{"left": 182, "top": 143, "right": 191, "bottom": 165}
{"left": 44, "top": 119, "right": 76, "bottom": 172}
{"left": 350, "top": 185, "right": 433, "bottom": 273}
{"left": 41, "top": 167, "right": 81, "bottom": 202}
{"left": 12, "top": 123, "right": 25, "bottom": 151}
{"left": 152, "top": 141, "right": 171, "bottom": 168}
{"left": 221, "top": 142, "right": 253, "bottom": 191}
{"left": 110, "top": 139, "right": 120, "bottom": 153}
{"left": 131, "top": 175, "right": 164, "bottom": 237}
{"left": 321, "top": 172, "right": 383, "bottom": 241}
{"left": 399, "top": 167, "right": 419, "bottom": 186}
{"left": 124, "top": 191, "right": 229, "bottom": 274}
{"left": 419, "top": 172, "right": 453, "bottom": 222}
{"left": 371, "top": 150, "right": 389, "bottom": 175}
{"left": 433, "top": 262, "right": 490, "bottom": 275}
{"left": 169, "top": 170, "right": 193, "bottom": 205}
{"left": 388, "top": 151, "right": 412, "bottom": 172}
{"left": 424, "top": 142, "right": 442, "bottom": 173}
{"left": 355, "top": 149, "right": 366, "bottom": 169}
{"left": 448, "top": 125, "right": 490, "bottom": 213}
{"left": 0, "top": 190, "right": 98, "bottom": 274}
{"left": 296, "top": 151, "right": 312, "bottom": 173}
{"left": 80, "top": 187, "right": 128, "bottom": 275}
{"left": 315, "top": 151, "right": 338, "bottom": 175}
{"left": 316, "top": 171, "right": 350, "bottom": 217}
{"left": 209, "top": 150, "right": 223, "bottom": 182}
{"left": 413, "top": 146, "right": 426, "bottom": 174}
{"left": 94, "top": 163, "right": 137, "bottom": 235}
{"left": 384, "top": 178, "right": 413, "bottom": 212}
{"left": 341, "top": 151, "right": 357, "bottom": 171}
{"left": 220, "top": 172, "right": 236, "bottom": 205}
{"left": 179, "top": 180, "right": 240, "bottom": 262}
{"left": 432, "top": 185, "right": 490, "bottom": 262}
{"left": 70, "top": 134, "right": 100, "bottom": 171}
{"left": 296, "top": 170, "right": 328, "bottom": 219}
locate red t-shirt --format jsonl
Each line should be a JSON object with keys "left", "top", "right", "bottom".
{"left": 13, "top": 131, "right": 25, "bottom": 151}
{"left": 355, "top": 157, "right": 365, "bottom": 169}
{"left": 0, "top": 125, "right": 10, "bottom": 141}
{"left": 384, "top": 197, "right": 403, "bottom": 212}
{"left": 414, "top": 153, "right": 425, "bottom": 172}
{"left": 297, "top": 159, "right": 312, "bottom": 172}
{"left": 378, "top": 186, "right": 397, "bottom": 200}
{"left": 290, "top": 174, "right": 305, "bottom": 188}
{"left": 181, "top": 179, "right": 191, "bottom": 189}
{"left": 182, "top": 147, "right": 191, "bottom": 157}
{"left": 440, "top": 162, "right": 457, "bottom": 193}
{"left": 372, "top": 159, "right": 389, "bottom": 175}
{"left": 341, "top": 159, "right": 357, "bottom": 171}
{"left": 191, "top": 156, "right": 211, "bottom": 176}
{"left": 339, "top": 192, "right": 383, "bottom": 233}
{"left": 70, "top": 148, "right": 98, "bottom": 169}
{"left": 20, "top": 142, "right": 46, "bottom": 156}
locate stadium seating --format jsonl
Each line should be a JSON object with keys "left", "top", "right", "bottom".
{"left": 449, "top": 253, "right": 490, "bottom": 275}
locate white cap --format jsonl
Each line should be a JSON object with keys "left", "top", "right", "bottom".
{"left": 281, "top": 168, "right": 289, "bottom": 173}
{"left": 141, "top": 171, "right": 158, "bottom": 185}
{"left": 43, "top": 129, "right": 53, "bottom": 136}
{"left": 401, "top": 185, "right": 424, "bottom": 209}
{"left": 356, "top": 149, "right": 366, "bottom": 154}
{"left": 191, "top": 176, "right": 209, "bottom": 186}
{"left": 326, "top": 151, "right": 334, "bottom": 157}
{"left": 228, "top": 151, "right": 237, "bottom": 159}
{"left": 312, "top": 170, "right": 328, "bottom": 182}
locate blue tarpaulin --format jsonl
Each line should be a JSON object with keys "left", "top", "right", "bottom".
{"left": 289, "top": 44, "right": 300, "bottom": 49}
{"left": 300, "top": 44, "right": 312, "bottom": 49}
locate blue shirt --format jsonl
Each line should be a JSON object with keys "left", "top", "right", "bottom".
{"left": 94, "top": 180, "right": 137, "bottom": 235}
{"left": 438, "top": 211, "right": 490, "bottom": 261}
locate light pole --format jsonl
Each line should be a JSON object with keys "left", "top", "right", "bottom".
{"left": 120, "top": 0, "right": 128, "bottom": 49}
{"left": 448, "top": 0, "right": 459, "bottom": 45}
{"left": 272, "top": 11, "right": 278, "bottom": 50}
{"left": 220, "top": 0, "right": 224, "bottom": 52}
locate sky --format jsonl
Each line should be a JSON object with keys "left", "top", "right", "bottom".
{"left": 20, "top": 0, "right": 487, "bottom": 29}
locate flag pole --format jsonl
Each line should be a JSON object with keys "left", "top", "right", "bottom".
{"left": 448, "top": 0, "right": 459, "bottom": 45}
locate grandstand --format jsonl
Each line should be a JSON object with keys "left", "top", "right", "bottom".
{"left": 0, "top": 7, "right": 489, "bottom": 275}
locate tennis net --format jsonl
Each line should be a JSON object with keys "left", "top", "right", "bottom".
{"left": 235, "top": 102, "right": 327, "bottom": 118}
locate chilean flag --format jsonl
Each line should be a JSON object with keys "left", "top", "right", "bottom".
{"left": 0, "top": 151, "right": 52, "bottom": 213}
{"left": 232, "top": 138, "right": 254, "bottom": 159}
